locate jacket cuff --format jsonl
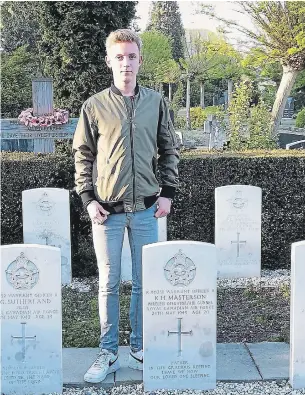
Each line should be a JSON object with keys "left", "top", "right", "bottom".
{"left": 80, "top": 190, "right": 96, "bottom": 208}
{"left": 160, "top": 185, "right": 176, "bottom": 200}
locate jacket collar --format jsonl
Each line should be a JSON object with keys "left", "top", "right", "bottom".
{"left": 111, "top": 82, "right": 139, "bottom": 96}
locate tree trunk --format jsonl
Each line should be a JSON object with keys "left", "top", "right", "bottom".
{"left": 227, "top": 79, "right": 233, "bottom": 106}
{"left": 200, "top": 81, "right": 205, "bottom": 109}
{"left": 271, "top": 65, "right": 299, "bottom": 135}
{"left": 169, "top": 83, "right": 172, "bottom": 102}
{"left": 159, "top": 83, "right": 163, "bottom": 94}
{"left": 212, "top": 94, "right": 216, "bottom": 106}
{"left": 186, "top": 76, "right": 191, "bottom": 130}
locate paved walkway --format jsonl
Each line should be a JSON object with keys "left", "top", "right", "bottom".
{"left": 63, "top": 342, "right": 290, "bottom": 388}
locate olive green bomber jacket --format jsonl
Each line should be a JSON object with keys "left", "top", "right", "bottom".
{"left": 72, "top": 83, "right": 179, "bottom": 213}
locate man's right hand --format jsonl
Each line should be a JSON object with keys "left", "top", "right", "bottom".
{"left": 87, "top": 201, "right": 110, "bottom": 225}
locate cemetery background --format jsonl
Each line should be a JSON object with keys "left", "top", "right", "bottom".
{"left": 1, "top": 1, "right": 305, "bottom": 393}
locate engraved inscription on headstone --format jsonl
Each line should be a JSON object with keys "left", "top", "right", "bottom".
{"left": 143, "top": 241, "right": 217, "bottom": 391}
{"left": 22, "top": 188, "right": 72, "bottom": 285}
{"left": 215, "top": 185, "right": 262, "bottom": 278}
{"left": 1, "top": 244, "right": 62, "bottom": 395}
{"left": 290, "top": 240, "right": 305, "bottom": 389}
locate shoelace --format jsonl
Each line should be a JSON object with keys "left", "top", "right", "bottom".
{"left": 92, "top": 351, "right": 111, "bottom": 369}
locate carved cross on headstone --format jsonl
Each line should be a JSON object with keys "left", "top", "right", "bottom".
{"left": 11, "top": 322, "right": 37, "bottom": 362}
{"left": 168, "top": 317, "right": 193, "bottom": 357}
{"left": 231, "top": 232, "right": 247, "bottom": 258}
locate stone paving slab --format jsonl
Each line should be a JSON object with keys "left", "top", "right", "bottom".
{"left": 115, "top": 346, "right": 143, "bottom": 385}
{"left": 63, "top": 343, "right": 289, "bottom": 387}
{"left": 216, "top": 343, "right": 261, "bottom": 381}
{"left": 63, "top": 347, "right": 114, "bottom": 389}
{"left": 246, "top": 342, "right": 290, "bottom": 380}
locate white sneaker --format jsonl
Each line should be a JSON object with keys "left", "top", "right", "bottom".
{"left": 84, "top": 349, "right": 120, "bottom": 383}
{"left": 128, "top": 349, "right": 143, "bottom": 370}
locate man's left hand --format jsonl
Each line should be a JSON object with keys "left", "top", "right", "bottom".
{"left": 155, "top": 197, "right": 172, "bottom": 218}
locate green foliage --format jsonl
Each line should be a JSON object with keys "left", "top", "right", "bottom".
{"left": 189, "top": 106, "right": 225, "bottom": 129}
{"left": 1, "top": 46, "right": 40, "bottom": 117}
{"left": 171, "top": 81, "right": 184, "bottom": 118}
{"left": 146, "top": 1, "right": 185, "bottom": 62}
{"left": 248, "top": 100, "right": 277, "bottom": 149}
{"left": 139, "top": 30, "right": 173, "bottom": 87}
{"left": 260, "top": 85, "right": 277, "bottom": 109}
{"left": 295, "top": 108, "right": 305, "bottom": 128}
{"left": 0, "top": 152, "right": 94, "bottom": 277}
{"left": 1, "top": 2, "right": 41, "bottom": 54}
{"left": 1, "top": 151, "right": 305, "bottom": 275}
{"left": 36, "top": 2, "right": 137, "bottom": 116}
{"left": 228, "top": 81, "right": 276, "bottom": 150}
{"left": 200, "top": 1, "right": 305, "bottom": 133}
{"left": 292, "top": 70, "right": 305, "bottom": 111}
{"left": 189, "top": 107, "right": 206, "bottom": 129}
{"left": 157, "top": 59, "right": 181, "bottom": 85}
{"left": 228, "top": 81, "right": 252, "bottom": 150}
{"left": 175, "top": 116, "right": 186, "bottom": 129}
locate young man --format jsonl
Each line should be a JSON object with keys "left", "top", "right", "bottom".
{"left": 73, "top": 29, "right": 179, "bottom": 383}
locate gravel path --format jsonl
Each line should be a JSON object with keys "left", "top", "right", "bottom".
{"left": 66, "top": 269, "right": 291, "bottom": 293}
{"left": 49, "top": 381, "right": 305, "bottom": 395}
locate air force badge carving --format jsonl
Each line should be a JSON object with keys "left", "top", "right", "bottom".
{"left": 164, "top": 249, "right": 196, "bottom": 287}
{"left": 6, "top": 252, "right": 39, "bottom": 290}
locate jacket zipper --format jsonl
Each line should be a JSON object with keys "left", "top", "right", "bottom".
{"left": 130, "top": 97, "right": 136, "bottom": 212}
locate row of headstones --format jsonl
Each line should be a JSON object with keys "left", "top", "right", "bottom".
{"left": 1, "top": 240, "right": 305, "bottom": 394}
{"left": 21, "top": 183, "right": 262, "bottom": 285}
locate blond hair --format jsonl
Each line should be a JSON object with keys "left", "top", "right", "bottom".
{"left": 106, "top": 29, "right": 142, "bottom": 54}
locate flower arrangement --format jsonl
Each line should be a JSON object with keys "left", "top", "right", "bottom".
{"left": 18, "top": 108, "right": 69, "bottom": 127}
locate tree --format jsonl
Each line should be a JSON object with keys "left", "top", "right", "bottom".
{"left": 157, "top": 59, "right": 181, "bottom": 101}
{"left": 200, "top": 1, "right": 305, "bottom": 135}
{"left": 146, "top": 1, "right": 185, "bottom": 62}
{"left": 292, "top": 69, "right": 305, "bottom": 111}
{"left": 181, "top": 31, "right": 242, "bottom": 128}
{"left": 1, "top": 2, "right": 41, "bottom": 54}
{"left": 36, "top": 1, "right": 137, "bottom": 115}
{"left": 1, "top": 46, "right": 41, "bottom": 117}
{"left": 138, "top": 30, "right": 173, "bottom": 89}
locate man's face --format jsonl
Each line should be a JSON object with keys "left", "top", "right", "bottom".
{"left": 106, "top": 41, "right": 142, "bottom": 85}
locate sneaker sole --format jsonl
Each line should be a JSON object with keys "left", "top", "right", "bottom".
{"left": 84, "top": 359, "right": 120, "bottom": 383}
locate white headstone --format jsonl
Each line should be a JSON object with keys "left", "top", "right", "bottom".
{"left": 121, "top": 217, "right": 167, "bottom": 281}
{"left": 143, "top": 241, "right": 217, "bottom": 391}
{"left": 22, "top": 188, "right": 72, "bottom": 285}
{"left": 0, "top": 244, "right": 62, "bottom": 395}
{"left": 215, "top": 185, "right": 262, "bottom": 278}
{"left": 290, "top": 240, "right": 305, "bottom": 389}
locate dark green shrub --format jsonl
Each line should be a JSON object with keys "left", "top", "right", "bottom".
{"left": 295, "top": 108, "right": 305, "bottom": 128}
{"left": 1, "top": 150, "right": 305, "bottom": 275}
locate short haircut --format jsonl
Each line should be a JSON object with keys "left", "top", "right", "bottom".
{"left": 106, "top": 29, "right": 142, "bottom": 54}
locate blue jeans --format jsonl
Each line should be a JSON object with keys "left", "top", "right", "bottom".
{"left": 92, "top": 203, "right": 158, "bottom": 354}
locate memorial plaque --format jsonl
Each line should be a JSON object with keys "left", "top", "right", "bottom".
{"left": 143, "top": 241, "right": 217, "bottom": 391}
{"left": 290, "top": 240, "right": 305, "bottom": 389}
{"left": 0, "top": 244, "right": 62, "bottom": 395}
{"left": 22, "top": 188, "right": 72, "bottom": 285}
{"left": 215, "top": 185, "right": 262, "bottom": 278}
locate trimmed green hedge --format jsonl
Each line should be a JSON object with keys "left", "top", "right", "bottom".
{"left": 295, "top": 108, "right": 305, "bottom": 128}
{"left": 1, "top": 150, "right": 305, "bottom": 276}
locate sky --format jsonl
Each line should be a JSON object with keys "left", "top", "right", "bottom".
{"left": 135, "top": 1, "right": 256, "bottom": 46}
